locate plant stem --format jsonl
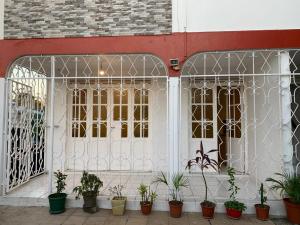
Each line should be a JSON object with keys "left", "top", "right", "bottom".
{"left": 201, "top": 169, "right": 207, "bottom": 202}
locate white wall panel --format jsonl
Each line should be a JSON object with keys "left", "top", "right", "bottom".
{"left": 173, "top": 0, "right": 300, "bottom": 32}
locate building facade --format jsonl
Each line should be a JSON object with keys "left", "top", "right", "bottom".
{"left": 1, "top": 0, "right": 300, "bottom": 215}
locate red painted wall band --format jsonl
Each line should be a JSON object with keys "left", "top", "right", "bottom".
{"left": 1, "top": 30, "right": 300, "bottom": 77}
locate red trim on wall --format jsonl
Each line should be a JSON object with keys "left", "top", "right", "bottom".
{"left": 1, "top": 30, "right": 300, "bottom": 77}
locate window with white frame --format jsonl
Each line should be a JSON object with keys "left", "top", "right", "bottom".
{"left": 92, "top": 89, "right": 108, "bottom": 138}
{"left": 71, "top": 89, "right": 87, "bottom": 138}
{"left": 191, "top": 88, "right": 214, "bottom": 138}
{"left": 134, "top": 89, "right": 149, "bottom": 138}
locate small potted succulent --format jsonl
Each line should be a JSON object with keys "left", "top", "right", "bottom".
{"left": 138, "top": 183, "right": 157, "bottom": 215}
{"left": 186, "top": 141, "right": 219, "bottom": 219}
{"left": 266, "top": 172, "right": 300, "bottom": 224}
{"left": 224, "top": 167, "right": 246, "bottom": 219}
{"left": 153, "top": 172, "right": 189, "bottom": 218}
{"left": 254, "top": 183, "right": 270, "bottom": 221}
{"left": 48, "top": 170, "right": 68, "bottom": 214}
{"left": 109, "top": 185, "right": 127, "bottom": 216}
{"left": 73, "top": 171, "right": 103, "bottom": 213}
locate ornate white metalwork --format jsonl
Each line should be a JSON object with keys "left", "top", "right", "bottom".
{"left": 4, "top": 50, "right": 300, "bottom": 211}
{"left": 5, "top": 54, "right": 169, "bottom": 194}
{"left": 180, "top": 50, "right": 300, "bottom": 205}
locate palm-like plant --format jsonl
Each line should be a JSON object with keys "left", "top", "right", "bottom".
{"left": 186, "top": 141, "right": 218, "bottom": 204}
{"left": 137, "top": 183, "right": 157, "bottom": 203}
{"left": 152, "top": 172, "right": 189, "bottom": 202}
{"left": 266, "top": 172, "right": 300, "bottom": 204}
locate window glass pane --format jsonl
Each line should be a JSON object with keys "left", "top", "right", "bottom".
{"left": 80, "top": 106, "right": 87, "bottom": 120}
{"left": 92, "top": 123, "right": 98, "bottom": 137}
{"left": 121, "top": 123, "right": 128, "bottom": 138}
{"left": 93, "top": 90, "right": 98, "bottom": 104}
{"left": 142, "top": 106, "right": 148, "bottom": 120}
{"left": 101, "top": 90, "right": 107, "bottom": 104}
{"left": 114, "top": 90, "right": 120, "bottom": 104}
{"left": 142, "top": 90, "right": 148, "bottom": 104}
{"left": 80, "top": 89, "right": 86, "bottom": 104}
{"left": 134, "top": 122, "right": 140, "bottom": 137}
{"left": 204, "top": 89, "right": 213, "bottom": 103}
{"left": 134, "top": 89, "right": 141, "bottom": 104}
{"left": 230, "top": 89, "right": 240, "bottom": 104}
{"left": 73, "top": 90, "right": 79, "bottom": 104}
{"left": 122, "top": 90, "right": 128, "bottom": 104}
{"left": 72, "top": 106, "right": 79, "bottom": 120}
{"left": 192, "top": 122, "right": 201, "bottom": 138}
{"left": 80, "top": 122, "right": 86, "bottom": 137}
{"left": 204, "top": 105, "right": 213, "bottom": 121}
{"left": 192, "top": 105, "right": 201, "bottom": 121}
{"left": 100, "top": 123, "right": 107, "bottom": 137}
{"left": 113, "top": 106, "right": 120, "bottom": 121}
{"left": 100, "top": 106, "right": 107, "bottom": 120}
{"left": 121, "top": 106, "right": 128, "bottom": 120}
{"left": 72, "top": 123, "right": 78, "bottom": 137}
{"left": 93, "top": 106, "right": 98, "bottom": 121}
{"left": 134, "top": 106, "right": 140, "bottom": 121}
{"left": 204, "top": 124, "right": 213, "bottom": 138}
{"left": 143, "top": 122, "right": 148, "bottom": 138}
{"left": 192, "top": 89, "right": 201, "bottom": 104}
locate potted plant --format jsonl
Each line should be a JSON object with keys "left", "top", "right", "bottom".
{"left": 186, "top": 141, "right": 218, "bottom": 219}
{"left": 73, "top": 171, "right": 103, "bottom": 213}
{"left": 224, "top": 167, "right": 246, "bottom": 219}
{"left": 109, "top": 185, "right": 127, "bottom": 216}
{"left": 266, "top": 172, "right": 300, "bottom": 224}
{"left": 153, "top": 172, "right": 189, "bottom": 218}
{"left": 254, "top": 183, "right": 270, "bottom": 221}
{"left": 137, "top": 183, "right": 157, "bottom": 215}
{"left": 48, "top": 170, "right": 68, "bottom": 214}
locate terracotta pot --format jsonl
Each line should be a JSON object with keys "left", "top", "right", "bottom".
{"left": 255, "top": 204, "right": 270, "bottom": 221}
{"left": 169, "top": 201, "right": 183, "bottom": 218}
{"left": 283, "top": 198, "right": 300, "bottom": 224}
{"left": 201, "top": 202, "right": 216, "bottom": 219}
{"left": 140, "top": 201, "right": 152, "bottom": 215}
{"left": 226, "top": 208, "right": 242, "bottom": 219}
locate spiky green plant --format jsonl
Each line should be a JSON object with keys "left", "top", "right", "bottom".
{"left": 137, "top": 183, "right": 157, "bottom": 203}
{"left": 152, "top": 172, "right": 189, "bottom": 202}
{"left": 259, "top": 183, "right": 267, "bottom": 206}
{"left": 266, "top": 172, "right": 300, "bottom": 204}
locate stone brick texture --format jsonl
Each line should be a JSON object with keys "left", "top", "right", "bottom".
{"left": 4, "top": 0, "right": 172, "bottom": 39}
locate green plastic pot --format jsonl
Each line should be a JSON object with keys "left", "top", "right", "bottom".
{"left": 111, "top": 197, "right": 127, "bottom": 216}
{"left": 48, "top": 193, "right": 67, "bottom": 214}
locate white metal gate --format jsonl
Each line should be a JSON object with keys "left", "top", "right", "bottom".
{"left": 6, "top": 81, "right": 34, "bottom": 191}
{"left": 5, "top": 54, "right": 168, "bottom": 194}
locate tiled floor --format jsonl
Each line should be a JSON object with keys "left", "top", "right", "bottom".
{"left": 0, "top": 206, "right": 290, "bottom": 225}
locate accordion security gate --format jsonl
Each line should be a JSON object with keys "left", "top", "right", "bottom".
{"left": 3, "top": 50, "right": 300, "bottom": 212}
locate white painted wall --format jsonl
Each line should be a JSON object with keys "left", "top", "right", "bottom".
{"left": 173, "top": 0, "right": 300, "bottom": 32}
{"left": 0, "top": 78, "right": 5, "bottom": 195}
{"left": 0, "top": 0, "right": 3, "bottom": 39}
